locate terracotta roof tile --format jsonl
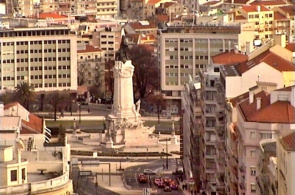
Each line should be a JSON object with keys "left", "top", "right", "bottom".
{"left": 4, "top": 102, "right": 18, "bottom": 110}
{"left": 229, "top": 91, "right": 249, "bottom": 107}
{"left": 39, "top": 13, "right": 68, "bottom": 19}
{"left": 274, "top": 11, "right": 287, "bottom": 20}
{"left": 128, "top": 21, "right": 157, "bottom": 30}
{"left": 280, "top": 132, "right": 295, "bottom": 151}
{"left": 279, "top": 5, "right": 295, "bottom": 17}
{"left": 275, "top": 85, "right": 294, "bottom": 92}
{"left": 235, "top": 15, "right": 247, "bottom": 20}
{"left": 242, "top": 5, "right": 270, "bottom": 12}
{"left": 147, "top": 0, "right": 161, "bottom": 5}
{"left": 224, "top": 0, "right": 249, "bottom": 4}
{"left": 212, "top": 50, "right": 248, "bottom": 64}
{"left": 250, "top": 0, "right": 287, "bottom": 6}
{"left": 239, "top": 91, "right": 295, "bottom": 123}
{"left": 162, "top": 2, "right": 175, "bottom": 8}
{"left": 236, "top": 51, "right": 295, "bottom": 74}
{"left": 21, "top": 113, "right": 43, "bottom": 134}
{"left": 78, "top": 45, "right": 102, "bottom": 53}
{"left": 285, "top": 43, "right": 295, "bottom": 52}
{"left": 156, "top": 14, "right": 169, "bottom": 22}
{"left": 201, "top": 0, "right": 220, "bottom": 6}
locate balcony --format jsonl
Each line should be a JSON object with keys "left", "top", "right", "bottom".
{"left": 239, "top": 165, "right": 245, "bottom": 173}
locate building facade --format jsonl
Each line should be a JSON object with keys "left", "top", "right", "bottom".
{"left": 0, "top": 18, "right": 77, "bottom": 92}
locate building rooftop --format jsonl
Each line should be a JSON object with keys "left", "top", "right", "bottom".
{"left": 278, "top": 5, "right": 295, "bottom": 17}
{"left": 261, "top": 140, "right": 276, "bottom": 153}
{"left": 274, "top": 11, "right": 288, "bottom": 20}
{"left": 236, "top": 51, "right": 295, "bottom": 74}
{"left": 229, "top": 91, "right": 249, "bottom": 107}
{"left": 280, "top": 131, "right": 295, "bottom": 151}
{"left": 128, "top": 21, "right": 157, "bottom": 30}
{"left": 250, "top": 0, "right": 287, "bottom": 6}
{"left": 0, "top": 116, "right": 20, "bottom": 131}
{"left": 224, "top": 0, "right": 249, "bottom": 4}
{"left": 77, "top": 45, "right": 102, "bottom": 53}
{"left": 239, "top": 91, "right": 295, "bottom": 123}
{"left": 285, "top": 43, "right": 295, "bottom": 52}
{"left": 39, "top": 13, "right": 68, "bottom": 19}
{"left": 242, "top": 5, "right": 270, "bottom": 12}
{"left": 212, "top": 50, "right": 248, "bottom": 64}
{"left": 221, "top": 64, "right": 241, "bottom": 76}
{"left": 146, "top": 0, "right": 161, "bottom": 5}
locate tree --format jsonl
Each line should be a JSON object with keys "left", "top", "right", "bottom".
{"left": 46, "top": 91, "right": 68, "bottom": 121}
{"left": 105, "top": 59, "right": 115, "bottom": 100}
{"left": 128, "top": 44, "right": 159, "bottom": 99}
{"left": 0, "top": 90, "right": 14, "bottom": 105}
{"left": 147, "top": 91, "right": 165, "bottom": 124}
{"left": 77, "top": 63, "right": 90, "bottom": 86}
{"left": 14, "top": 82, "right": 36, "bottom": 110}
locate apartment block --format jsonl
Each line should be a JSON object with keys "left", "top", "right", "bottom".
{"left": 181, "top": 77, "right": 202, "bottom": 187}
{"left": 96, "top": 0, "right": 119, "bottom": 20}
{"left": 234, "top": 86, "right": 295, "bottom": 195}
{"left": 158, "top": 24, "right": 254, "bottom": 113}
{"left": 277, "top": 131, "right": 295, "bottom": 195}
{"left": 0, "top": 18, "right": 77, "bottom": 92}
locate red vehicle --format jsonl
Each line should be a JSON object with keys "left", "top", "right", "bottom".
{"left": 169, "top": 181, "right": 179, "bottom": 190}
{"left": 157, "top": 181, "right": 165, "bottom": 188}
{"left": 154, "top": 178, "right": 161, "bottom": 186}
{"left": 164, "top": 186, "right": 172, "bottom": 192}
{"left": 137, "top": 174, "right": 147, "bottom": 183}
{"left": 162, "top": 177, "right": 172, "bottom": 185}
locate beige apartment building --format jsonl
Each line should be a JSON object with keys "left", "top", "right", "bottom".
{"left": 0, "top": 18, "right": 77, "bottom": 92}
{"left": 96, "top": 0, "right": 119, "bottom": 19}
{"left": 158, "top": 24, "right": 254, "bottom": 114}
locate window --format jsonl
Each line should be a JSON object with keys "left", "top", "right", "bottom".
{"left": 250, "top": 131, "right": 256, "bottom": 139}
{"left": 250, "top": 150, "right": 256, "bottom": 158}
{"left": 250, "top": 167, "right": 256, "bottom": 176}
{"left": 11, "top": 170, "right": 17, "bottom": 182}
{"left": 214, "top": 67, "right": 219, "bottom": 72}
{"left": 251, "top": 183, "right": 256, "bottom": 193}
{"left": 22, "top": 168, "right": 26, "bottom": 180}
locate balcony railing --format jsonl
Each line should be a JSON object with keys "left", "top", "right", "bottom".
{"left": 0, "top": 171, "right": 71, "bottom": 195}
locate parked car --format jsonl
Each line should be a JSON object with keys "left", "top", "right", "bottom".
{"left": 164, "top": 186, "right": 172, "bottom": 192}
{"left": 157, "top": 181, "right": 165, "bottom": 188}
{"left": 169, "top": 180, "right": 179, "bottom": 190}
{"left": 144, "top": 169, "right": 155, "bottom": 175}
{"left": 162, "top": 177, "right": 172, "bottom": 185}
{"left": 154, "top": 177, "right": 161, "bottom": 186}
{"left": 137, "top": 174, "right": 147, "bottom": 183}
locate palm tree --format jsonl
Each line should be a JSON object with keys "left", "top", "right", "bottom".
{"left": 14, "top": 82, "right": 36, "bottom": 110}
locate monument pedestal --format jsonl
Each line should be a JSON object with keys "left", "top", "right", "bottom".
{"left": 170, "top": 135, "right": 177, "bottom": 144}
{"left": 105, "top": 139, "right": 114, "bottom": 148}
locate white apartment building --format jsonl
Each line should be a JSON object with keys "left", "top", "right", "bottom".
{"left": 277, "top": 131, "right": 295, "bottom": 195}
{"left": 235, "top": 86, "right": 295, "bottom": 195}
{"left": 96, "top": 0, "right": 119, "bottom": 20}
{"left": 158, "top": 24, "right": 255, "bottom": 113}
{"left": 0, "top": 18, "right": 77, "bottom": 93}
{"left": 181, "top": 77, "right": 202, "bottom": 187}
{"left": 0, "top": 102, "right": 73, "bottom": 194}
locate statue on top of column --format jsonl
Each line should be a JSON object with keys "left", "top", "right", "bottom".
{"left": 115, "top": 35, "right": 130, "bottom": 63}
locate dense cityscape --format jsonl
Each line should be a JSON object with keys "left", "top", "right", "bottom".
{"left": 0, "top": 0, "right": 294, "bottom": 194}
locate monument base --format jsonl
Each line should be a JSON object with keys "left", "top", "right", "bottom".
{"left": 170, "top": 135, "right": 178, "bottom": 144}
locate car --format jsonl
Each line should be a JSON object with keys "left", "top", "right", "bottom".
{"left": 154, "top": 178, "right": 161, "bottom": 186}
{"left": 143, "top": 169, "right": 155, "bottom": 175}
{"left": 164, "top": 186, "right": 172, "bottom": 192}
{"left": 157, "top": 181, "right": 165, "bottom": 188}
{"left": 169, "top": 181, "right": 179, "bottom": 190}
{"left": 137, "top": 174, "right": 147, "bottom": 183}
{"left": 162, "top": 177, "right": 172, "bottom": 185}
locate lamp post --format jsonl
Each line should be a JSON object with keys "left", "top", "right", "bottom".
{"left": 79, "top": 103, "right": 81, "bottom": 124}
{"left": 166, "top": 138, "right": 168, "bottom": 169}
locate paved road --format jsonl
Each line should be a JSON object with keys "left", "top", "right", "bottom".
{"left": 123, "top": 159, "right": 185, "bottom": 195}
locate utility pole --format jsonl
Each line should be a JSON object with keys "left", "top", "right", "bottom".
{"left": 166, "top": 138, "right": 168, "bottom": 169}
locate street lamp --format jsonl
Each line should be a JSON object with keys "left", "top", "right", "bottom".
{"left": 166, "top": 138, "right": 169, "bottom": 169}
{"left": 79, "top": 103, "right": 81, "bottom": 124}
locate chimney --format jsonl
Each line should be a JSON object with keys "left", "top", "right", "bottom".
{"left": 256, "top": 97, "right": 261, "bottom": 110}
{"left": 256, "top": 5, "right": 261, "bottom": 12}
{"left": 0, "top": 102, "right": 4, "bottom": 116}
{"left": 249, "top": 91, "right": 254, "bottom": 104}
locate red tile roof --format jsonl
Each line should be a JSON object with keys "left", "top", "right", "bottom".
{"left": 235, "top": 15, "right": 247, "bottom": 20}
{"left": 201, "top": 0, "right": 220, "bottom": 6}
{"left": 21, "top": 113, "right": 43, "bottom": 134}
{"left": 162, "top": 2, "right": 175, "bottom": 8}
{"left": 212, "top": 50, "right": 248, "bottom": 64}
{"left": 224, "top": 0, "right": 249, "bottom": 4}
{"left": 279, "top": 5, "right": 295, "bottom": 17}
{"left": 236, "top": 51, "right": 295, "bottom": 74}
{"left": 250, "top": 0, "right": 287, "bottom": 6}
{"left": 156, "top": 14, "right": 169, "bottom": 22}
{"left": 39, "top": 13, "right": 68, "bottom": 19}
{"left": 229, "top": 91, "right": 249, "bottom": 107}
{"left": 286, "top": 43, "right": 295, "bottom": 52}
{"left": 147, "top": 0, "right": 161, "bottom": 5}
{"left": 128, "top": 21, "right": 157, "bottom": 30}
{"left": 280, "top": 132, "right": 295, "bottom": 151}
{"left": 274, "top": 85, "right": 294, "bottom": 92}
{"left": 239, "top": 90, "right": 295, "bottom": 123}
{"left": 274, "top": 11, "right": 287, "bottom": 20}
{"left": 78, "top": 45, "right": 102, "bottom": 53}
{"left": 242, "top": 5, "right": 270, "bottom": 12}
{"left": 4, "top": 102, "right": 18, "bottom": 110}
